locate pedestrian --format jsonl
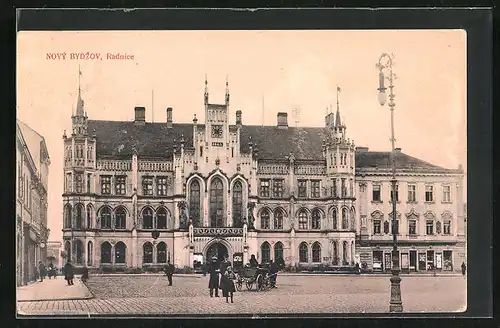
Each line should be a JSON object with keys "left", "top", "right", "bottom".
{"left": 81, "top": 266, "right": 89, "bottom": 283}
{"left": 38, "top": 261, "right": 46, "bottom": 282}
{"left": 64, "top": 260, "right": 74, "bottom": 286}
{"left": 220, "top": 255, "right": 231, "bottom": 275}
{"left": 355, "top": 262, "right": 361, "bottom": 274}
{"left": 220, "top": 266, "right": 236, "bottom": 303}
{"left": 47, "top": 262, "right": 55, "bottom": 279}
{"left": 269, "top": 260, "right": 278, "bottom": 288}
{"left": 208, "top": 256, "right": 220, "bottom": 297}
{"left": 461, "top": 262, "right": 466, "bottom": 276}
{"left": 165, "top": 260, "right": 174, "bottom": 286}
{"left": 249, "top": 254, "right": 258, "bottom": 268}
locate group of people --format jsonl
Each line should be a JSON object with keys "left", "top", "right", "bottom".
{"left": 207, "top": 255, "right": 236, "bottom": 303}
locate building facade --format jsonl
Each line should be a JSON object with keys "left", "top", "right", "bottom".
{"left": 16, "top": 120, "right": 51, "bottom": 285}
{"left": 62, "top": 79, "right": 465, "bottom": 273}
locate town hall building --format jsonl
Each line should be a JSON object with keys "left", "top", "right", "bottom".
{"left": 62, "top": 78, "right": 465, "bottom": 273}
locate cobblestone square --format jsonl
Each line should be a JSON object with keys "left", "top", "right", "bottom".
{"left": 17, "top": 274, "right": 466, "bottom": 316}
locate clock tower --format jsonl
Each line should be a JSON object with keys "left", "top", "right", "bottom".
{"left": 204, "top": 76, "right": 230, "bottom": 163}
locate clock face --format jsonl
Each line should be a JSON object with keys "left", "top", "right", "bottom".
{"left": 211, "top": 125, "right": 223, "bottom": 138}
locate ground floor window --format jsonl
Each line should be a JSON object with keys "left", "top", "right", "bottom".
{"left": 115, "top": 242, "right": 126, "bottom": 264}
{"left": 384, "top": 252, "right": 392, "bottom": 271}
{"left": 409, "top": 250, "right": 417, "bottom": 271}
{"left": 443, "top": 250, "right": 453, "bottom": 271}
{"left": 372, "top": 251, "right": 383, "bottom": 271}
{"left": 299, "top": 242, "right": 308, "bottom": 263}
{"left": 101, "top": 242, "right": 112, "bottom": 264}
{"left": 426, "top": 250, "right": 435, "bottom": 270}
{"left": 418, "top": 253, "right": 426, "bottom": 271}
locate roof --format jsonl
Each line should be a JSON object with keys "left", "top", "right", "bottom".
{"left": 17, "top": 120, "right": 48, "bottom": 172}
{"left": 87, "top": 120, "right": 459, "bottom": 173}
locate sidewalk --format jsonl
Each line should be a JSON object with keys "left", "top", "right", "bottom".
{"left": 17, "top": 275, "right": 94, "bottom": 302}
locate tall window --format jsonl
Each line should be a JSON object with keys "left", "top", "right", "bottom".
{"left": 115, "top": 242, "right": 126, "bottom": 264}
{"left": 426, "top": 220, "right": 434, "bottom": 235}
{"left": 64, "top": 205, "right": 72, "bottom": 229}
{"left": 232, "top": 181, "right": 243, "bottom": 227}
{"left": 425, "top": 185, "right": 434, "bottom": 202}
{"left": 65, "top": 241, "right": 71, "bottom": 262}
{"left": 443, "top": 220, "right": 451, "bottom": 235}
{"left": 115, "top": 207, "right": 126, "bottom": 229}
{"left": 312, "top": 242, "right": 321, "bottom": 263}
{"left": 259, "top": 179, "right": 270, "bottom": 197}
{"left": 298, "top": 209, "right": 308, "bottom": 229}
{"left": 157, "top": 177, "right": 168, "bottom": 196}
{"left": 311, "top": 209, "right": 321, "bottom": 229}
{"left": 261, "top": 242, "right": 271, "bottom": 263}
{"left": 101, "top": 242, "right": 111, "bottom": 264}
{"left": 342, "top": 241, "right": 348, "bottom": 264}
{"left": 75, "top": 173, "right": 83, "bottom": 193}
{"left": 332, "top": 208, "right": 338, "bottom": 230}
{"left": 341, "top": 208, "right": 348, "bottom": 229}
{"left": 142, "top": 176, "right": 154, "bottom": 196}
{"left": 390, "top": 185, "right": 399, "bottom": 202}
{"left": 372, "top": 184, "right": 381, "bottom": 201}
{"left": 442, "top": 185, "right": 451, "bottom": 202}
{"left": 299, "top": 242, "right": 308, "bottom": 262}
{"left": 157, "top": 242, "right": 167, "bottom": 263}
{"left": 408, "top": 184, "right": 416, "bottom": 202}
{"left": 115, "top": 176, "right": 126, "bottom": 195}
{"left": 298, "top": 180, "right": 307, "bottom": 198}
{"left": 87, "top": 173, "right": 91, "bottom": 193}
{"left": 86, "top": 204, "right": 93, "bottom": 229}
{"left": 274, "top": 209, "right": 284, "bottom": 230}
{"left": 273, "top": 179, "right": 284, "bottom": 198}
{"left": 210, "top": 178, "right": 224, "bottom": 227}
{"left": 75, "top": 240, "right": 84, "bottom": 265}
{"left": 332, "top": 179, "right": 338, "bottom": 197}
{"left": 274, "top": 242, "right": 284, "bottom": 261}
{"left": 157, "top": 208, "right": 167, "bottom": 229}
{"left": 373, "top": 220, "right": 381, "bottom": 234}
{"left": 409, "top": 219, "right": 417, "bottom": 235}
{"left": 311, "top": 180, "right": 320, "bottom": 198}
{"left": 100, "top": 207, "right": 111, "bottom": 229}
{"left": 341, "top": 179, "right": 347, "bottom": 198}
{"left": 143, "top": 242, "right": 153, "bottom": 263}
{"left": 260, "top": 209, "right": 270, "bottom": 229}
{"left": 75, "top": 204, "right": 83, "bottom": 229}
{"left": 189, "top": 180, "right": 201, "bottom": 227}
{"left": 100, "top": 176, "right": 111, "bottom": 194}
{"left": 87, "top": 241, "right": 93, "bottom": 266}
{"left": 142, "top": 207, "right": 153, "bottom": 229}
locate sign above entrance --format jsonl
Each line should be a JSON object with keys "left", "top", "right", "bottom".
{"left": 194, "top": 227, "right": 243, "bottom": 237}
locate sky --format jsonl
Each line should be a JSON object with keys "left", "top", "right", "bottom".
{"left": 16, "top": 30, "right": 467, "bottom": 243}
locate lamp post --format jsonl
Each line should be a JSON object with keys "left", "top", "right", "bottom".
{"left": 376, "top": 52, "right": 403, "bottom": 313}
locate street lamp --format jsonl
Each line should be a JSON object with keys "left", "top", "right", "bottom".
{"left": 376, "top": 52, "right": 403, "bottom": 313}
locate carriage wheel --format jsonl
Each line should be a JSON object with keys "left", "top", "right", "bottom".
{"left": 246, "top": 280, "right": 253, "bottom": 291}
{"left": 236, "top": 279, "right": 243, "bottom": 292}
{"left": 256, "top": 274, "right": 265, "bottom": 291}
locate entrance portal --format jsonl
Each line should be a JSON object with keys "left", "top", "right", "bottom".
{"left": 206, "top": 242, "right": 229, "bottom": 262}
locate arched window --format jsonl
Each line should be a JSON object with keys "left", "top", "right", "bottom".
{"left": 342, "top": 241, "right": 348, "bottom": 264}
{"left": 142, "top": 207, "right": 153, "bottom": 229}
{"left": 311, "top": 209, "right": 321, "bottom": 229}
{"left": 157, "top": 242, "right": 167, "bottom": 263}
{"left": 260, "top": 209, "right": 270, "bottom": 229}
{"left": 143, "top": 242, "right": 153, "bottom": 263}
{"left": 331, "top": 207, "right": 338, "bottom": 230}
{"left": 64, "top": 205, "right": 72, "bottom": 229}
{"left": 232, "top": 181, "right": 243, "bottom": 228}
{"left": 87, "top": 241, "right": 93, "bottom": 266}
{"left": 189, "top": 180, "right": 201, "bottom": 227}
{"left": 74, "top": 240, "right": 84, "bottom": 264}
{"left": 341, "top": 208, "right": 348, "bottom": 230}
{"left": 75, "top": 204, "right": 83, "bottom": 229}
{"left": 312, "top": 242, "right": 321, "bottom": 263}
{"left": 100, "top": 207, "right": 111, "bottom": 229}
{"left": 209, "top": 178, "right": 224, "bottom": 227}
{"left": 350, "top": 208, "right": 356, "bottom": 230}
{"left": 115, "top": 207, "right": 126, "bottom": 229}
{"left": 64, "top": 241, "right": 71, "bottom": 262}
{"left": 157, "top": 208, "right": 167, "bottom": 229}
{"left": 274, "top": 209, "right": 284, "bottom": 230}
{"left": 86, "top": 204, "right": 93, "bottom": 229}
{"left": 261, "top": 242, "right": 271, "bottom": 264}
{"left": 101, "top": 242, "right": 111, "bottom": 264}
{"left": 274, "top": 242, "right": 284, "bottom": 261}
{"left": 299, "top": 242, "right": 308, "bottom": 263}
{"left": 298, "top": 209, "right": 308, "bottom": 230}
{"left": 332, "top": 241, "right": 338, "bottom": 265}
{"left": 115, "top": 242, "right": 126, "bottom": 264}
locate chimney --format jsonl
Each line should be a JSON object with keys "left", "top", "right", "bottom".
{"left": 277, "top": 112, "right": 288, "bottom": 129}
{"left": 166, "top": 107, "right": 173, "bottom": 128}
{"left": 394, "top": 148, "right": 401, "bottom": 153}
{"left": 134, "top": 107, "right": 146, "bottom": 125}
{"left": 356, "top": 147, "right": 369, "bottom": 152}
{"left": 236, "top": 110, "right": 242, "bottom": 126}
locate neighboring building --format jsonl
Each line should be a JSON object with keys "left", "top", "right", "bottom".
{"left": 46, "top": 241, "right": 63, "bottom": 268}
{"left": 16, "top": 120, "right": 51, "bottom": 285}
{"left": 61, "top": 78, "right": 465, "bottom": 272}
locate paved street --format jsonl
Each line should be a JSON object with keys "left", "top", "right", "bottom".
{"left": 17, "top": 274, "right": 466, "bottom": 316}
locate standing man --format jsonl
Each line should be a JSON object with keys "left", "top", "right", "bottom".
{"left": 64, "top": 260, "right": 74, "bottom": 286}
{"left": 269, "top": 260, "right": 278, "bottom": 288}
{"left": 38, "top": 261, "right": 46, "bottom": 282}
{"left": 461, "top": 262, "right": 466, "bottom": 276}
{"left": 208, "top": 256, "right": 220, "bottom": 297}
{"left": 165, "top": 260, "right": 174, "bottom": 286}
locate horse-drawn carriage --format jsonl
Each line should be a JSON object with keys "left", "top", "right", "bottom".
{"left": 234, "top": 265, "right": 273, "bottom": 292}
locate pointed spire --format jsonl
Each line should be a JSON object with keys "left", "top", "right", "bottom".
{"left": 76, "top": 65, "right": 84, "bottom": 116}
{"left": 204, "top": 73, "right": 209, "bottom": 104}
{"left": 225, "top": 74, "right": 230, "bottom": 104}
{"left": 335, "top": 86, "right": 342, "bottom": 127}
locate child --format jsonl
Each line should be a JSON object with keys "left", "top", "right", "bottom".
{"left": 221, "top": 266, "right": 236, "bottom": 303}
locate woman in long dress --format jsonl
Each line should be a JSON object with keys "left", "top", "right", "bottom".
{"left": 64, "top": 260, "right": 74, "bottom": 286}
{"left": 220, "top": 266, "right": 236, "bottom": 303}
